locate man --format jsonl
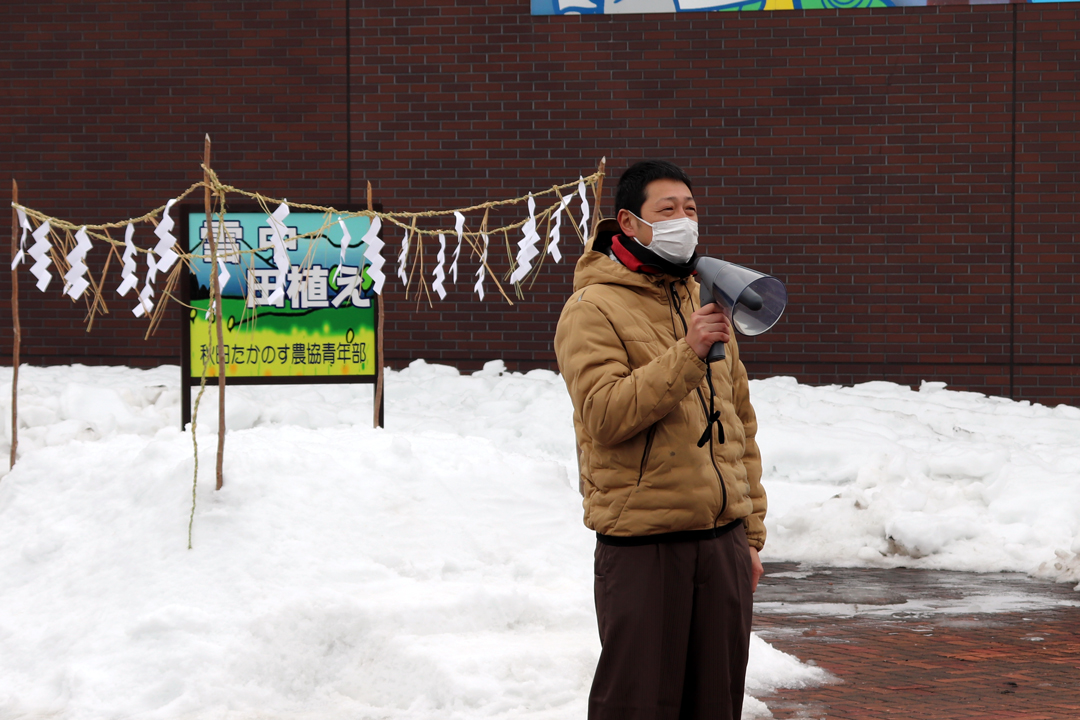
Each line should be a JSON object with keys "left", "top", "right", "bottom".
{"left": 554, "top": 160, "right": 766, "bottom": 720}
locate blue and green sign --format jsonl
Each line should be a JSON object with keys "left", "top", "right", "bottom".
{"left": 532, "top": 0, "right": 1066, "bottom": 13}
{"left": 184, "top": 210, "right": 377, "bottom": 380}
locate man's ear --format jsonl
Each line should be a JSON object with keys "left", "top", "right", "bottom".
{"left": 616, "top": 209, "right": 637, "bottom": 238}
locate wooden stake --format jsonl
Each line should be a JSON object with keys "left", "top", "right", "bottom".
{"left": 404, "top": 216, "right": 418, "bottom": 300}
{"left": 589, "top": 156, "right": 606, "bottom": 243}
{"left": 9, "top": 180, "right": 20, "bottom": 471}
{"left": 369, "top": 182, "right": 385, "bottom": 429}
{"left": 204, "top": 135, "right": 226, "bottom": 490}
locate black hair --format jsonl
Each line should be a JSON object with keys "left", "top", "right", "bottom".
{"left": 614, "top": 160, "right": 694, "bottom": 217}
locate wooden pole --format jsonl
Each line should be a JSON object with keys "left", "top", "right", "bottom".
{"left": 9, "top": 180, "right": 20, "bottom": 471}
{"left": 589, "top": 156, "right": 606, "bottom": 242}
{"left": 204, "top": 135, "right": 226, "bottom": 490}
{"left": 369, "top": 181, "right": 385, "bottom": 428}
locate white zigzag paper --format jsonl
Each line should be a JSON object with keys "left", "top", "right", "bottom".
{"left": 117, "top": 224, "right": 139, "bottom": 296}
{"left": 361, "top": 216, "right": 385, "bottom": 295}
{"left": 11, "top": 207, "right": 30, "bottom": 270}
{"left": 64, "top": 226, "right": 93, "bottom": 300}
{"left": 451, "top": 211, "right": 464, "bottom": 283}
{"left": 132, "top": 254, "right": 158, "bottom": 318}
{"left": 28, "top": 219, "right": 53, "bottom": 292}
{"left": 265, "top": 201, "right": 291, "bottom": 306}
{"left": 509, "top": 196, "right": 540, "bottom": 285}
{"left": 577, "top": 177, "right": 591, "bottom": 240}
{"left": 211, "top": 257, "right": 228, "bottom": 317}
{"left": 473, "top": 231, "right": 489, "bottom": 301}
{"left": 336, "top": 218, "right": 352, "bottom": 277}
{"left": 153, "top": 199, "right": 179, "bottom": 272}
{"left": 203, "top": 214, "right": 231, "bottom": 300}
{"left": 397, "top": 225, "right": 410, "bottom": 288}
{"left": 432, "top": 233, "right": 447, "bottom": 300}
{"left": 547, "top": 192, "right": 574, "bottom": 263}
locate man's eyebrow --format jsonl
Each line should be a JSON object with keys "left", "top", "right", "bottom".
{"left": 651, "top": 195, "right": 695, "bottom": 204}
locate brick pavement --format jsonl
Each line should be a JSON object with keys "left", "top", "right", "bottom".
{"left": 753, "top": 563, "right": 1080, "bottom": 720}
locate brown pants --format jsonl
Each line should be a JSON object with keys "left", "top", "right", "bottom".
{"left": 589, "top": 526, "right": 754, "bottom": 720}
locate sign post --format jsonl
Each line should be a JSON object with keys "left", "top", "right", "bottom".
{"left": 369, "top": 182, "right": 385, "bottom": 429}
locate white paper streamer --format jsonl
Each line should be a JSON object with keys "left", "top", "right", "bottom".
{"left": 216, "top": 259, "right": 231, "bottom": 297}
{"left": 360, "top": 216, "right": 385, "bottom": 295}
{"left": 432, "top": 233, "right": 447, "bottom": 300}
{"left": 116, "top": 224, "right": 139, "bottom": 296}
{"left": 577, "top": 177, "right": 591, "bottom": 240}
{"left": 28, "top": 219, "right": 53, "bottom": 292}
{"left": 202, "top": 263, "right": 231, "bottom": 321}
{"left": 547, "top": 192, "right": 574, "bottom": 263}
{"left": 397, "top": 225, "right": 410, "bottom": 288}
{"left": 63, "top": 226, "right": 93, "bottom": 300}
{"left": 509, "top": 195, "right": 541, "bottom": 285}
{"left": 203, "top": 216, "right": 232, "bottom": 297}
{"left": 451, "top": 211, "right": 464, "bottom": 283}
{"left": 336, "top": 218, "right": 352, "bottom": 277}
{"left": 153, "top": 199, "right": 179, "bottom": 272}
{"left": 11, "top": 207, "right": 30, "bottom": 270}
{"left": 473, "top": 230, "right": 489, "bottom": 301}
{"left": 265, "top": 201, "right": 291, "bottom": 306}
{"left": 146, "top": 248, "right": 159, "bottom": 285}
{"left": 132, "top": 254, "right": 157, "bottom": 318}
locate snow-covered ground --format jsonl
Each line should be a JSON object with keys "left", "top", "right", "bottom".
{"left": 2, "top": 361, "right": 1079, "bottom": 719}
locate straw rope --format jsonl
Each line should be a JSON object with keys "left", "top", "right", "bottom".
{"left": 10, "top": 167, "right": 604, "bottom": 327}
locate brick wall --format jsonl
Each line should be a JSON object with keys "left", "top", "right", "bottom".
{"left": 1, "top": 0, "right": 348, "bottom": 363}
{"left": 1013, "top": 7, "right": 1080, "bottom": 404}
{"left": 1, "top": 1, "right": 1077, "bottom": 407}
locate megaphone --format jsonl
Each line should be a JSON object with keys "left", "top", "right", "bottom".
{"left": 695, "top": 256, "right": 788, "bottom": 362}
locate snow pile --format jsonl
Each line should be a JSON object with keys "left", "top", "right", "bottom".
{"left": 1, "top": 361, "right": 832, "bottom": 720}
{"left": 754, "top": 377, "right": 1080, "bottom": 584}
{"left": 4, "top": 361, "right": 1079, "bottom": 718}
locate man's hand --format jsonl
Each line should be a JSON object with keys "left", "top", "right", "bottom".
{"left": 749, "top": 547, "right": 764, "bottom": 593}
{"left": 686, "top": 303, "right": 732, "bottom": 359}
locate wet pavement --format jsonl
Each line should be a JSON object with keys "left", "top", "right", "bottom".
{"left": 753, "top": 562, "right": 1080, "bottom": 719}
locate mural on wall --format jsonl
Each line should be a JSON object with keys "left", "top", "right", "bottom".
{"left": 533, "top": 0, "right": 1062, "bottom": 13}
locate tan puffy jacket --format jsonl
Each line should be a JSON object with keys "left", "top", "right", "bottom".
{"left": 554, "top": 241, "right": 767, "bottom": 550}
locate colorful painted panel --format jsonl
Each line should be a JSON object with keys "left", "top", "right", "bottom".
{"left": 185, "top": 211, "right": 377, "bottom": 379}
{"left": 533, "top": 0, "right": 1055, "bottom": 13}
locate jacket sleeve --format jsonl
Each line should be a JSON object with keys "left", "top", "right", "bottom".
{"left": 555, "top": 295, "right": 707, "bottom": 447}
{"left": 729, "top": 337, "right": 767, "bottom": 550}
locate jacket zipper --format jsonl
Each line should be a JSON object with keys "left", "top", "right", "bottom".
{"left": 668, "top": 281, "right": 729, "bottom": 520}
{"left": 637, "top": 425, "right": 657, "bottom": 486}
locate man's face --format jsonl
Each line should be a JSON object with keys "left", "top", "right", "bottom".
{"left": 617, "top": 178, "right": 697, "bottom": 246}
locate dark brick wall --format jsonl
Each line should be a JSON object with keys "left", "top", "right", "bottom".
{"left": 1013, "top": 7, "right": 1080, "bottom": 405}
{"left": 1, "top": 1, "right": 1077, "bottom": 407}
{"left": 1, "top": 0, "right": 348, "bottom": 363}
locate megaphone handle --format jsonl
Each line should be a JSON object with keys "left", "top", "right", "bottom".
{"left": 699, "top": 284, "right": 726, "bottom": 362}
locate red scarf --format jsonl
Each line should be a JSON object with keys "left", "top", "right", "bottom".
{"left": 610, "top": 235, "right": 662, "bottom": 274}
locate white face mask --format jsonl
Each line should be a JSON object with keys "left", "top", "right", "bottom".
{"left": 630, "top": 212, "right": 699, "bottom": 264}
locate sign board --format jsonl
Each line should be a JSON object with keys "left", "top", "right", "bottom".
{"left": 532, "top": 0, "right": 1069, "bottom": 13}
{"left": 180, "top": 205, "right": 380, "bottom": 425}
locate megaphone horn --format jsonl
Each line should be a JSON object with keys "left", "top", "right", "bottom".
{"left": 694, "top": 256, "right": 788, "bottom": 363}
